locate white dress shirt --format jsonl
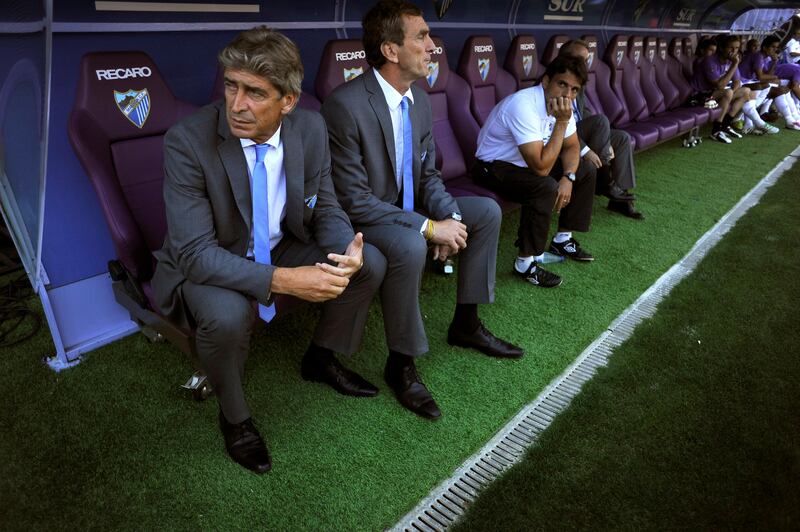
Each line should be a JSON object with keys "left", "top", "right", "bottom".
{"left": 373, "top": 68, "right": 414, "bottom": 192}
{"left": 240, "top": 125, "right": 287, "bottom": 254}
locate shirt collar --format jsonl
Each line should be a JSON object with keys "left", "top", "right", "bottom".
{"left": 239, "top": 123, "right": 283, "bottom": 150}
{"left": 373, "top": 68, "right": 414, "bottom": 109}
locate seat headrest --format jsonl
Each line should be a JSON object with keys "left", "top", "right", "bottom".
{"left": 669, "top": 37, "right": 683, "bottom": 59}
{"left": 580, "top": 35, "right": 600, "bottom": 73}
{"left": 605, "top": 35, "right": 630, "bottom": 69}
{"left": 73, "top": 51, "right": 181, "bottom": 140}
{"left": 682, "top": 37, "right": 694, "bottom": 55}
{"left": 657, "top": 38, "right": 669, "bottom": 61}
{"left": 541, "top": 34, "right": 569, "bottom": 66}
{"left": 505, "top": 35, "right": 540, "bottom": 83}
{"left": 457, "top": 35, "right": 498, "bottom": 87}
{"left": 315, "top": 39, "right": 368, "bottom": 101}
{"left": 627, "top": 36, "right": 645, "bottom": 67}
{"left": 415, "top": 36, "right": 450, "bottom": 93}
{"left": 643, "top": 37, "right": 659, "bottom": 63}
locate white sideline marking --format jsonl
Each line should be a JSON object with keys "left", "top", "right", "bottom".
{"left": 391, "top": 146, "right": 800, "bottom": 532}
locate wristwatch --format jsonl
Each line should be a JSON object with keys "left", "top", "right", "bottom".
{"left": 449, "top": 212, "right": 463, "bottom": 221}
{"left": 563, "top": 172, "right": 576, "bottom": 183}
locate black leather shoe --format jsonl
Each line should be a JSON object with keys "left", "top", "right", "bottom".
{"left": 385, "top": 362, "right": 441, "bottom": 420}
{"left": 301, "top": 353, "right": 379, "bottom": 397}
{"left": 219, "top": 412, "right": 272, "bottom": 474}
{"left": 608, "top": 199, "right": 645, "bottom": 220}
{"left": 447, "top": 323, "right": 524, "bottom": 358}
{"left": 606, "top": 183, "right": 636, "bottom": 202}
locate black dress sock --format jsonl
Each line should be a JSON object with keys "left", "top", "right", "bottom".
{"left": 452, "top": 303, "right": 480, "bottom": 333}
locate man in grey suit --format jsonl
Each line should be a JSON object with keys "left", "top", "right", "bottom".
{"left": 559, "top": 40, "right": 644, "bottom": 219}
{"left": 152, "top": 27, "right": 385, "bottom": 474}
{"left": 321, "top": 0, "right": 522, "bottom": 421}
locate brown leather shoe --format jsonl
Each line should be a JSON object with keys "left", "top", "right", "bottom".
{"left": 384, "top": 361, "right": 441, "bottom": 420}
{"left": 447, "top": 323, "right": 524, "bottom": 358}
{"left": 301, "top": 352, "right": 379, "bottom": 397}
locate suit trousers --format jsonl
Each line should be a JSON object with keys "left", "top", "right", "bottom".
{"left": 355, "top": 196, "right": 501, "bottom": 357}
{"left": 477, "top": 159, "right": 595, "bottom": 257}
{"left": 181, "top": 237, "right": 385, "bottom": 424}
{"left": 577, "top": 115, "right": 636, "bottom": 191}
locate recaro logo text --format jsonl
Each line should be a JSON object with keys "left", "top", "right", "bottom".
{"left": 95, "top": 67, "right": 152, "bottom": 80}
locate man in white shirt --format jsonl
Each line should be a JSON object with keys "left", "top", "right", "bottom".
{"left": 783, "top": 27, "right": 800, "bottom": 65}
{"left": 153, "top": 27, "right": 385, "bottom": 474}
{"left": 474, "top": 54, "right": 597, "bottom": 288}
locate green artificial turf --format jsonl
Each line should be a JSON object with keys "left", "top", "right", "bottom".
{"left": 1, "top": 129, "right": 798, "bottom": 530}
{"left": 453, "top": 143, "right": 800, "bottom": 531}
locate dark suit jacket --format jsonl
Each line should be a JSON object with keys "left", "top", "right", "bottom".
{"left": 575, "top": 89, "right": 594, "bottom": 152}
{"left": 320, "top": 68, "right": 459, "bottom": 230}
{"left": 152, "top": 100, "right": 354, "bottom": 329}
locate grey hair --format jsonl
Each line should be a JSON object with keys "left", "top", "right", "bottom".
{"left": 218, "top": 26, "right": 303, "bottom": 97}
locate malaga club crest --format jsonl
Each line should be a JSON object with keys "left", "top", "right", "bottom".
{"left": 426, "top": 61, "right": 439, "bottom": 87}
{"left": 343, "top": 66, "right": 363, "bottom": 82}
{"left": 633, "top": 50, "right": 641, "bottom": 64}
{"left": 587, "top": 52, "right": 595, "bottom": 68}
{"left": 522, "top": 55, "right": 533, "bottom": 77}
{"left": 616, "top": 51, "right": 624, "bottom": 65}
{"left": 114, "top": 89, "right": 150, "bottom": 128}
{"left": 478, "top": 58, "right": 491, "bottom": 82}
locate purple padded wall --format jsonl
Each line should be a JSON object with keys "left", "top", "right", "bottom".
{"left": 457, "top": 35, "right": 517, "bottom": 125}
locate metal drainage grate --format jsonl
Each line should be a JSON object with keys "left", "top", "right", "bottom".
{"left": 391, "top": 148, "right": 800, "bottom": 532}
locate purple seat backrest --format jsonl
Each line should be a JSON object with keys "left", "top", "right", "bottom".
{"left": 604, "top": 35, "right": 640, "bottom": 125}
{"left": 68, "top": 51, "right": 197, "bottom": 282}
{"left": 314, "top": 39, "right": 369, "bottom": 102}
{"left": 505, "top": 35, "right": 543, "bottom": 89}
{"left": 630, "top": 35, "right": 666, "bottom": 115}
{"left": 681, "top": 37, "right": 696, "bottom": 77}
{"left": 210, "top": 65, "right": 321, "bottom": 111}
{"left": 540, "top": 34, "right": 568, "bottom": 66}
{"left": 667, "top": 38, "right": 693, "bottom": 102}
{"left": 414, "top": 36, "right": 480, "bottom": 182}
{"left": 648, "top": 37, "right": 681, "bottom": 110}
{"left": 579, "top": 34, "right": 626, "bottom": 125}
{"left": 457, "top": 35, "right": 517, "bottom": 125}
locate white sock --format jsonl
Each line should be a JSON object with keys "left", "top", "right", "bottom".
{"left": 553, "top": 232, "right": 572, "bottom": 244}
{"left": 744, "top": 116, "right": 753, "bottom": 129}
{"left": 754, "top": 88, "right": 770, "bottom": 107}
{"left": 515, "top": 256, "right": 535, "bottom": 273}
{"left": 758, "top": 98, "right": 772, "bottom": 115}
{"left": 742, "top": 100, "right": 765, "bottom": 128}
{"left": 774, "top": 93, "right": 794, "bottom": 121}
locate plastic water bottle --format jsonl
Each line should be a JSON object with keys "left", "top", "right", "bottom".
{"left": 535, "top": 252, "right": 565, "bottom": 264}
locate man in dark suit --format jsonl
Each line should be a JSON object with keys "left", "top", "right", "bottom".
{"left": 320, "top": 0, "right": 522, "bottom": 421}
{"left": 152, "top": 27, "right": 385, "bottom": 474}
{"left": 559, "top": 40, "right": 644, "bottom": 220}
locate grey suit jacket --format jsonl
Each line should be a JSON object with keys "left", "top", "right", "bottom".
{"left": 320, "top": 68, "right": 459, "bottom": 230}
{"left": 575, "top": 89, "right": 594, "bottom": 152}
{"left": 152, "top": 100, "right": 354, "bottom": 329}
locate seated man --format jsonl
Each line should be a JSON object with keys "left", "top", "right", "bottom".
{"left": 152, "top": 27, "right": 385, "bottom": 474}
{"left": 558, "top": 39, "right": 643, "bottom": 221}
{"left": 474, "top": 55, "right": 597, "bottom": 288}
{"left": 321, "top": 0, "right": 522, "bottom": 421}
{"left": 782, "top": 27, "right": 800, "bottom": 65}
{"left": 691, "top": 34, "right": 778, "bottom": 143}
{"left": 740, "top": 36, "right": 800, "bottom": 131}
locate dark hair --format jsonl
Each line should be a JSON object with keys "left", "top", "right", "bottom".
{"left": 543, "top": 55, "right": 588, "bottom": 87}
{"left": 761, "top": 35, "right": 781, "bottom": 50}
{"left": 362, "top": 0, "right": 424, "bottom": 68}
{"left": 218, "top": 26, "right": 303, "bottom": 96}
{"left": 716, "top": 34, "right": 741, "bottom": 51}
{"left": 559, "top": 39, "right": 590, "bottom": 58}
{"left": 695, "top": 37, "right": 716, "bottom": 57}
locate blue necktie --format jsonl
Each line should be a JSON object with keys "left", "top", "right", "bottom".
{"left": 252, "top": 144, "right": 276, "bottom": 322}
{"left": 400, "top": 96, "right": 414, "bottom": 211}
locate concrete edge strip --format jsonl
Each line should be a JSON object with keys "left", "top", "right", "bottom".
{"left": 390, "top": 146, "right": 800, "bottom": 532}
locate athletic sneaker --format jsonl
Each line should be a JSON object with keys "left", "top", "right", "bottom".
{"left": 514, "top": 263, "right": 562, "bottom": 287}
{"left": 756, "top": 123, "right": 780, "bottom": 135}
{"left": 725, "top": 126, "right": 743, "bottom": 139}
{"left": 786, "top": 121, "right": 800, "bottom": 130}
{"left": 549, "top": 237, "right": 595, "bottom": 262}
{"left": 710, "top": 130, "right": 732, "bottom": 143}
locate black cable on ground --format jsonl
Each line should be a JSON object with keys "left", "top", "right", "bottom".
{"left": 0, "top": 270, "right": 41, "bottom": 348}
